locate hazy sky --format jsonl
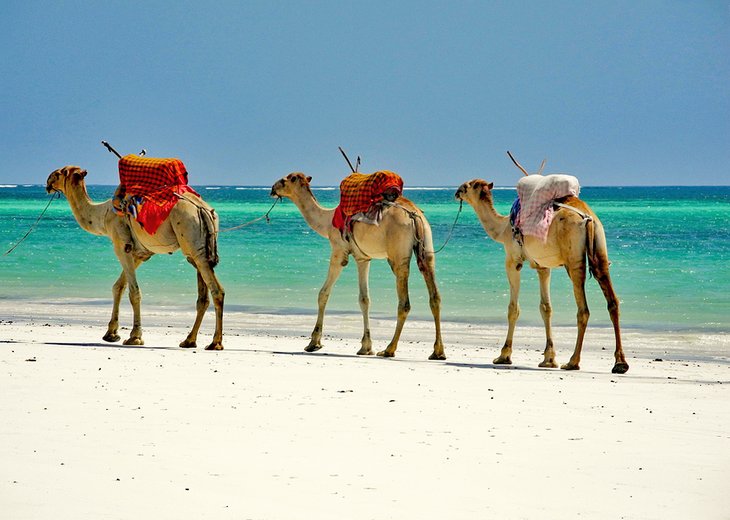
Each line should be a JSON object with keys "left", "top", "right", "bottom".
{"left": 1, "top": 1, "right": 728, "bottom": 186}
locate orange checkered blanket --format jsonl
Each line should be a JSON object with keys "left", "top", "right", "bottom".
{"left": 332, "top": 171, "right": 404, "bottom": 232}
{"left": 113, "top": 154, "right": 199, "bottom": 234}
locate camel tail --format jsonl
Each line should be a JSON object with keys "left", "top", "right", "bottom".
{"left": 586, "top": 217, "right": 604, "bottom": 279}
{"left": 199, "top": 206, "right": 219, "bottom": 268}
{"left": 412, "top": 211, "right": 430, "bottom": 273}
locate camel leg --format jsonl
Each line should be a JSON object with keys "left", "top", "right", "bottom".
{"left": 562, "top": 265, "right": 589, "bottom": 371}
{"left": 124, "top": 273, "right": 144, "bottom": 346}
{"left": 495, "top": 260, "right": 521, "bottom": 365}
{"left": 355, "top": 259, "right": 374, "bottom": 355}
{"left": 307, "top": 250, "right": 348, "bottom": 352}
{"left": 378, "top": 259, "right": 411, "bottom": 358}
{"left": 113, "top": 248, "right": 144, "bottom": 346}
{"left": 536, "top": 267, "right": 558, "bottom": 368}
{"left": 191, "top": 261, "right": 224, "bottom": 351}
{"left": 417, "top": 254, "right": 445, "bottom": 360}
{"left": 594, "top": 267, "right": 629, "bottom": 374}
{"left": 179, "top": 269, "right": 210, "bottom": 349}
{"left": 103, "top": 271, "right": 126, "bottom": 342}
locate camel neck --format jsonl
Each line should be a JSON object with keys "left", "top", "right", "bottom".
{"left": 288, "top": 191, "right": 333, "bottom": 238}
{"left": 63, "top": 182, "right": 112, "bottom": 237}
{"left": 473, "top": 197, "right": 511, "bottom": 243}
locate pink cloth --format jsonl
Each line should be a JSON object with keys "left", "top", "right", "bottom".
{"left": 515, "top": 174, "right": 581, "bottom": 241}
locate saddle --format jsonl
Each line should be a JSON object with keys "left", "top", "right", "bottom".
{"left": 511, "top": 174, "right": 581, "bottom": 242}
{"left": 332, "top": 171, "right": 404, "bottom": 233}
{"left": 113, "top": 154, "right": 199, "bottom": 234}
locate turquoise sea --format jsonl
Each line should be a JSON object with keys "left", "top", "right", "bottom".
{"left": 1, "top": 184, "right": 729, "bottom": 333}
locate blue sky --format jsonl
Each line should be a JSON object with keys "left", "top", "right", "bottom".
{"left": 1, "top": 1, "right": 727, "bottom": 186}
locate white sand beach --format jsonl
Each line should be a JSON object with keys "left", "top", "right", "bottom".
{"left": 1, "top": 300, "right": 728, "bottom": 520}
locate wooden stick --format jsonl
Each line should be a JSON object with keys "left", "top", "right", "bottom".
{"left": 338, "top": 146, "right": 357, "bottom": 173}
{"left": 101, "top": 140, "right": 122, "bottom": 159}
{"left": 537, "top": 158, "right": 547, "bottom": 175}
{"left": 506, "top": 151, "right": 529, "bottom": 176}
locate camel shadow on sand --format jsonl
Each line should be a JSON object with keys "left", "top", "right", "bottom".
{"left": 44, "top": 341, "right": 183, "bottom": 351}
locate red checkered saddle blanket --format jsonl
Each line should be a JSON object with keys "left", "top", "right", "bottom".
{"left": 332, "top": 171, "right": 404, "bottom": 233}
{"left": 113, "top": 154, "right": 199, "bottom": 234}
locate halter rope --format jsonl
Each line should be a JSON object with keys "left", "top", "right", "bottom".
{"left": 3, "top": 192, "right": 60, "bottom": 256}
{"left": 218, "top": 196, "right": 281, "bottom": 232}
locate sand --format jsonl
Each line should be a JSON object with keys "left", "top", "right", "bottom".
{"left": 1, "top": 299, "right": 728, "bottom": 520}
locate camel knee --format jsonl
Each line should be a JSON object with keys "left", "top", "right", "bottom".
{"left": 317, "top": 288, "right": 331, "bottom": 307}
{"left": 540, "top": 302, "right": 552, "bottom": 314}
{"left": 399, "top": 299, "right": 411, "bottom": 315}
{"left": 128, "top": 283, "right": 141, "bottom": 303}
{"left": 197, "top": 291, "right": 210, "bottom": 311}
{"left": 576, "top": 307, "right": 590, "bottom": 327}
{"left": 112, "top": 279, "right": 126, "bottom": 295}
{"left": 429, "top": 291, "right": 441, "bottom": 310}
{"left": 212, "top": 287, "right": 224, "bottom": 305}
{"left": 508, "top": 302, "right": 520, "bottom": 321}
{"left": 607, "top": 298, "right": 619, "bottom": 317}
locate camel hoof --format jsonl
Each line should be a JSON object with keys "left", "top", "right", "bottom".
{"left": 377, "top": 350, "right": 395, "bottom": 358}
{"left": 205, "top": 342, "right": 224, "bottom": 351}
{"left": 103, "top": 333, "right": 121, "bottom": 343}
{"left": 612, "top": 362, "right": 630, "bottom": 374}
{"left": 539, "top": 360, "right": 558, "bottom": 368}
{"left": 429, "top": 352, "right": 446, "bottom": 360}
{"left": 123, "top": 337, "right": 144, "bottom": 346}
{"left": 179, "top": 339, "right": 197, "bottom": 349}
{"left": 561, "top": 363, "right": 580, "bottom": 371}
{"left": 357, "top": 348, "right": 374, "bottom": 356}
{"left": 305, "top": 344, "right": 323, "bottom": 353}
{"left": 493, "top": 356, "right": 512, "bottom": 365}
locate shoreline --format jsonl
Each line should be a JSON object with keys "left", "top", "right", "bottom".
{"left": 1, "top": 299, "right": 729, "bottom": 519}
{"left": 2, "top": 297, "right": 729, "bottom": 362}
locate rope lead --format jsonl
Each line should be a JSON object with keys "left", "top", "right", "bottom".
{"left": 4, "top": 192, "right": 60, "bottom": 256}
{"left": 219, "top": 197, "right": 281, "bottom": 232}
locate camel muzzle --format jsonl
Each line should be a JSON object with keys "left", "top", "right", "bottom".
{"left": 45, "top": 175, "right": 58, "bottom": 194}
{"left": 270, "top": 181, "right": 283, "bottom": 198}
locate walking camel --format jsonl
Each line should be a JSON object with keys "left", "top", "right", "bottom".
{"left": 270, "top": 172, "right": 446, "bottom": 360}
{"left": 45, "top": 165, "right": 225, "bottom": 349}
{"left": 455, "top": 178, "right": 629, "bottom": 374}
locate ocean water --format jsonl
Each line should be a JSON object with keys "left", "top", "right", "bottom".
{"left": 1, "top": 184, "right": 729, "bottom": 333}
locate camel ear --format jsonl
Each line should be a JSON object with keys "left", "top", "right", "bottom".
{"left": 67, "top": 167, "right": 87, "bottom": 185}
{"left": 479, "top": 182, "right": 489, "bottom": 201}
{"left": 306, "top": 176, "right": 312, "bottom": 183}
{"left": 487, "top": 182, "right": 493, "bottom": 190}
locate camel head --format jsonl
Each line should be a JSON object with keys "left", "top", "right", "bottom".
{"left": 46, "top": 166, "right": 87, "bottom": 194}
{"left": 455, "top": 179, "right": 494, "bottom": 206}
{"left": 270, "top": 172, "right": 313, "bottom": 199}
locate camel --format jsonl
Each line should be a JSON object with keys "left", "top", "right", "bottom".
{"left": 455, "top": 179, "right": 629, "bottom": 374}
{"left": 270, "top": 172, "right": 445, "bottom": 360}
{"left": 45, "top": 165, "right": 225, "bottom": 350}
